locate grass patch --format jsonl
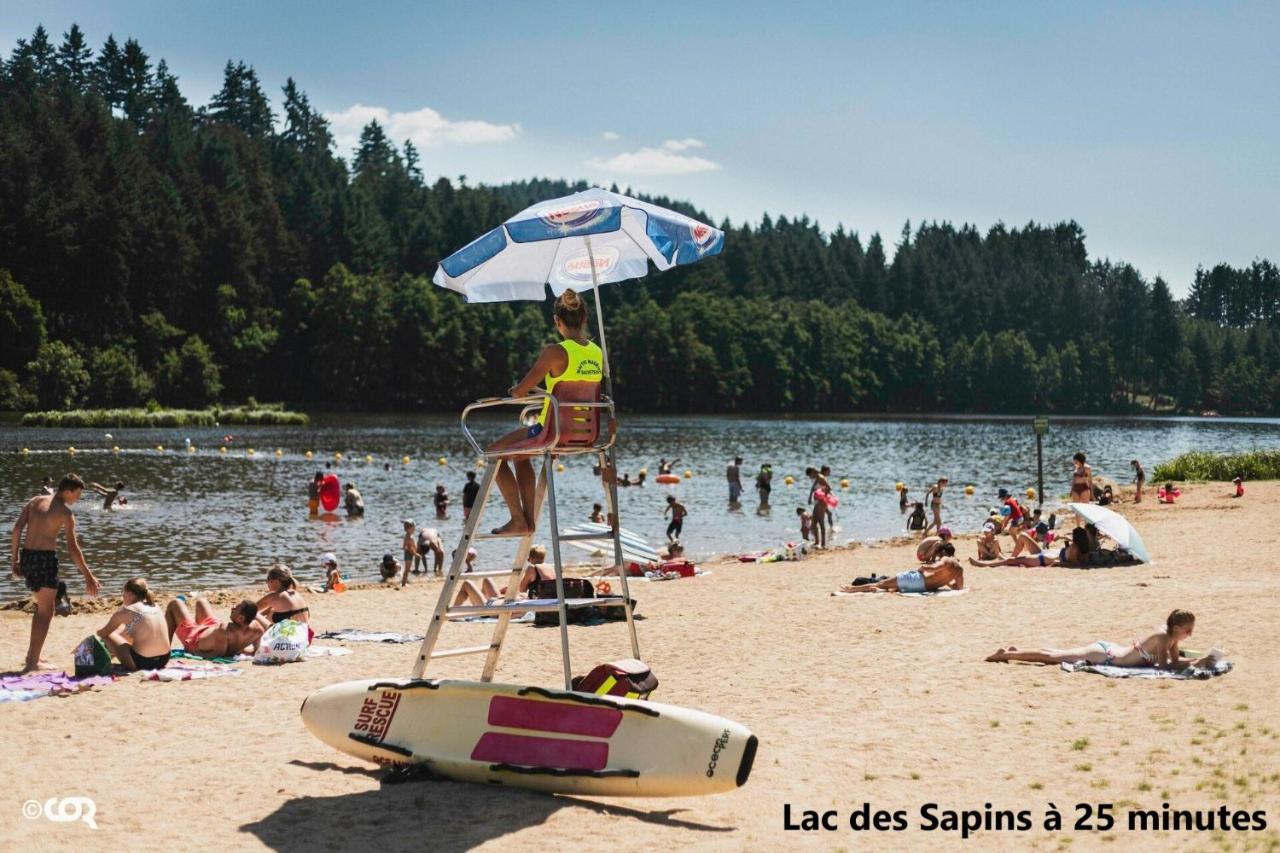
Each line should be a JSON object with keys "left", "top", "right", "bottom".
{"left": 910, "top": 772, "right": 921, "bottom": 780}
{"left": 21, "top": 405, "right": 308, "bottom": 428}
{"left": 1137, "top": 782, "right": 1151, "bottom": 792}
{"left": 1152, "top": 450, "right": 1280, "bottom": 481}
{"left": 989, "top": 720, "right": 1000, "bottom": 728}
{"left": 863, "top": 772, "right": 876, "bottom": 781}
{"left": 1072, "top": 738, "right": 1090, "bottom": 751}
{"left": 1029, "top": 782, "right": 1043, "bottom": 790}
{"left": 1074, "top": 763, "right": 1092, "bottom": 772}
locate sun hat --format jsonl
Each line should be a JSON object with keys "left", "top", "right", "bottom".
{"left": 982, "top": 522, "right": 995, "bottom": 533}
{"left": 320, "top": 552, "right": 338, "bottom": 566}
{"left": 997, "top": 488, "right": 1010, "bottom": 499}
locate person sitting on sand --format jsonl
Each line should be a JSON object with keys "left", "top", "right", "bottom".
{"left": 88, "top": 480, "right": 125, "bottom": 511}
{"left": 1009, "top": 522, "right": 1051, "bottom": 557}
{"left": 165, "top": 597, "right": 264, "bottom": 659}
{"left": 1233, "top": 475, "right": 1244, "bottom": 498}
{"left": 976, "top": 523, "right": 1003, "bottom": 560}
{"left": 837, "top": 545, "right": 963, "bottom": 594}
{"left": 318, "top": 553, "right": 345, "bottom": 592}
{"left": 985, "top": 609, "right": 1212, "bottom": 668}
{"left": 380, "top": 553, "right": 401, "bottom": 583}
{"left": 96, "top": 577, "right": 170, "bottom": 671}
{"left": 452, "top": 545, "right": 555, "bottom": 608}
{"left": 255, "top": 564, "right": 310, "bottom": 624}
{"left": 916, "top": 527, "right": 952, "bottom": 562}
{"left": 973, "top": 527, "right": 1089, "bottom": 568}
{"left": 486, "top": 289, "right": 602, "bottom": 537}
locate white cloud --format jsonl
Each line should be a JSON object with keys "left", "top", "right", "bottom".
{"left": 325, "top": 103, "right": 520, "bottom": 154}
{"left": 601, "top": 130, "right": 621, "bottom": 141}
{"left": 661, "top": 138, "right": 704, "bottom": 152}
{"left": 586, "top": 138, "right": 720, "bottom": 176}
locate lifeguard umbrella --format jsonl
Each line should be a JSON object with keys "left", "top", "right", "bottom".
{"left": 431, "top": 187, "right": 725, "bottom": 382}
{"left": 1067, "top": 503, "right": 1151, "bottom": 563}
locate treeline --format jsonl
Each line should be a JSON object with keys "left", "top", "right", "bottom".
{"left": 1, "top": 24, "right": 1278, "bottom": 414}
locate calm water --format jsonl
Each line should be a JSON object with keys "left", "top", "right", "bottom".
{"left": 2, "top": 414, "right": 1277, "bottom": 594}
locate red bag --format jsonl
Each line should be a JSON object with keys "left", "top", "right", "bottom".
{"left": 661, "top": 560, "right": 696, "bottom": 578}
{"left": 572, "top": 659, "right": 658, "bottom": 700}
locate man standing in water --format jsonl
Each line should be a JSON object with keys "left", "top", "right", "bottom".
{"left": 727, "top": 456, "right": 743, "bottom": 505}
{"left": 10, "top": 474, "right": 101, "bottom": 672}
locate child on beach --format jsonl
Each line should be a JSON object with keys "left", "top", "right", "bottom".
{"left": 462, "top": 471, "right": 479, "bottom": 520}
{"left": 1131, "top": 459, "right": 1146, "bottom": 503}
{"left": 401, "top": 520, "right": 419, "bottom": 583}
{"left": 793, "top": 506, "right": 811, "bottom": 541}
{"left": 10, "top": 473, "right": 101, "bottom": 672}
{"left": 923, "top": 477, "right": 948, "bottom": 535}
{"left": 899, "top": 485, "right": 908, "bottom": 511}
{"left": 434, "top": 484, "right": 449, "bottom": 519}
{"left": 380, "top": 553, "right": 401, "bottom": 583}
{"left": 1233, "top": 476, "right": 1244, "bottom": 498}
{"left": 985, "top": 609, "right": 1213, "bottom": 668}
{"left": 344, "top": 483, "right": 364, "bottom": 517}
{"left": 88, "top": 480, "right": 125, "bottom": 510}
{"left": 590, "top": 503, "right": 604, "bottom": 523}
{"left": 907, "top": 502, "right": 926, "bottom": 531}
{"left": 320, "top": 553, "right": 346, "bottom": 592}
{"left": 307, "top": 472, "right": 323, "bottom": 516}
{"left": 664, "top": 495, "right": 687, "bottom": 542}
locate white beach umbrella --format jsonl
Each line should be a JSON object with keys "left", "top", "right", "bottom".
{"left": 1067, "top": 503, "right": 1151, "bottom": 563}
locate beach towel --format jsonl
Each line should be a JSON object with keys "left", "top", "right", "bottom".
{"left": 832, "top": 588, "right": 969, "bottom": 598}
{"left": 303, "top": 645, "right": 352, "bottom": 657}
{"left": 1061, "top": 659, "right": 1233, "bottom": 680}
{"left": 0, "top": 671, "right": 116, "bottom": 702}
{"left": 137, "top": 661, "right": 243, "bottom": 682}
{"left": 452, "top": 612, "right": 537, "bottom": 624}
{"left": 637, "top": 569, "right": 713, "bottom": 582}
{"left": 316, "top": 629, "right": 424, "bottom": 643}
{"left": 169, "top": 649, "right": 252, "bottom": 664}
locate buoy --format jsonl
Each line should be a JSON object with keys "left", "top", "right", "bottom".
{"left": 895, "top": 481, "right": 904, "bottom": 492}
{"left": 219, "top": 446, "right": 227, "bottom": 454}
{"left": 20, "top": 448, "right": 28, "bottom": 455}
{"left": 1026, "top": 488, "right": 1037, "bottom": 500}
{"left": 365, "top": 454, "right": 372, "bottom": 463}
{"left": 683, "top": 469, "right": 692, "bottom": 479}
{"left": 104, "top": 433, "right": 113, "bottom": 441}
{"left": 965, "top": 485, "right": 975, "bottom": 495}
{"left": 275, "top": 449, "right": 283, "bottom": 457}
{"left": 638, "top": 468, "right": 648, "bottom": 476}
{"left": 402, "top": 456, "right": 411, "bottom": 464}
{"left": 304, "top": 450, "right": 313, "bottom": 459}
{"left": 334, "top": 452, "right": 343, "bottom": 461}
{"left": 155, "top": 445, "right": 164, "bottom": 452}
{"left": 840, "top": 479, "right": 850, "bottom": 490}
{"left": 438, "top": 456, "right": 447, "bottom": 466}
{"left": 247, "top": 448, "right": 255, "bottom": 456}
{"left": 112, "top": 446, "right": 120, "bottom": 454}
{"left": 784, "top": 475, "right": 795, "bottom": 486}
{"left": 475, "top": 458, "right": 484, "bottom": 469}
{"left": 556, "top": 463, "right": 566, "bottom": 473}
{"left": 68, "top": 447, "right": 76, "bottom": 454}
{"left": 187, "top": 446, "right": 196, "bottom": 453}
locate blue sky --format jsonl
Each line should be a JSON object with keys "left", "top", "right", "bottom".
{"left": 3, "top": 1, "right": 1276, "bottom": 295}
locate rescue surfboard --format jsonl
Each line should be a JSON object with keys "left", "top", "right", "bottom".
{"left": 300, "top": 677, "right": 757, "bottom": 797}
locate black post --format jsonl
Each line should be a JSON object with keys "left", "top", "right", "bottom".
{"left": 1036, "top": 433, "right": 1044, "bottom": 509}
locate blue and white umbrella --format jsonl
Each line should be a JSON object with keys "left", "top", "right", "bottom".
{"left": 432, "top": 187, "right": 724, "bottom": 377}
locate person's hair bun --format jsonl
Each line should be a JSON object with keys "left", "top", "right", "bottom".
{"left": 560, "top": 288, "right": 581, "bottom": 309}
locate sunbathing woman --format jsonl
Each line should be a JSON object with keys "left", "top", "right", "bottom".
{"left": 972, "top": 526, "right": 1089, "bottom": 567}
{"left": 838, "top": 544, "right": 964, "bottom": 593}
{"left": 255, "top": 564, "right": 311, "bottom": 624}
{"left": 452, "top": 545, "right": 554, "bottom": 608}
{"left": 96, "top": 577, "right": 170, "bottom": 670}
{"left": 986, "top": 609, "right": 1211, "bottom": 668}
{"left": 486, "top": 289, "right": 603, "bottom": 536}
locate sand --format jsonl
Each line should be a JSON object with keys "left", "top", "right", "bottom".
{"left": 3, "top": 481, "right": 1278, "bottom": 851}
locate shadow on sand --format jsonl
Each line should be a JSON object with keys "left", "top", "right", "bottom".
{"left": 242, "top": 761, "right": 735, "bottom": 851}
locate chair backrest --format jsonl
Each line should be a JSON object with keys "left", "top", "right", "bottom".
{"left": 551, "top": 381, "right": 603, "bottom": 447}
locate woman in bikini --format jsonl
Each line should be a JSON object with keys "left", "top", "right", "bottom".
{"left": 96, "top": 577, "right": 170, "bottom": 670}
{"left": 487, "top": 289, "right": 603, "bottom": 536}
{"left": 976, "top": 523, "right": 1003, "bottom": 560}
{"left": 806, "top": 467, "right": 832, "bottom": 549}
{"left": 1069, "top": 452, "right": 1093, "bottom": 504}
{"left": 255, "top": 564, "right": 310, "bottom": 624}
{"left": 986, "top": 610, "right": 1210, "bottom": 668}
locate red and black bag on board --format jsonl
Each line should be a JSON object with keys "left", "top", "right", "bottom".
{"left": 572, "top": 658, "right": 658, "bottom": 699}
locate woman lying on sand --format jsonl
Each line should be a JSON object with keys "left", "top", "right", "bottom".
{"left": 96, "top": 577, "right": 170, "bottom": 670}
{"left": 255, "top": 564, "right": 310, "bottom": 624}
{"left": 970, "top": 527, "right": 1090, "bottom": 567}
{"left": 985, "top": 609, "right": 1212, "bottom": 668}
{"left": 837, "top": 545, "right": 964, "bottom": 593}
{"left": 452, "top": 545, "right": 554, "bottom": 609}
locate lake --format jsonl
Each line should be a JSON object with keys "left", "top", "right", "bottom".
{"left": 2, "top": 413, "right": 1277, "bottom": 594}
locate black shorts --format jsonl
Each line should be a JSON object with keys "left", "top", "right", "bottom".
{"left": 667, "top": 519, "right": 683, "bottom": 538}
{"left": 20, "top": 548, "right": 59, "bottom": 592}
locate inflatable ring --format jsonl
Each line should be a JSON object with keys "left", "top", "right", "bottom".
{"left": 596, "top": 580, "right": 612, "bottom": 595}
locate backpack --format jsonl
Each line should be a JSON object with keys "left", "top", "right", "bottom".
{"left": 74, "top": 635, "right": 112, "bottom": 677}
{"left": 572, "top": 659, "right": 658, "bottom": 700}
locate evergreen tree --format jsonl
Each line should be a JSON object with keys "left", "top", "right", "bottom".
{"left": 55, "top": 24, "right": 93, "bottom": 91}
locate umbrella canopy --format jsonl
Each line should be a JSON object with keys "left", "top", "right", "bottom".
{"left": 558, "top": 522, "right": 662, "bottom": 565}
{"left": 1067, "top": 503, "right": 1151, "bottom": 563}
{"left": 432, "top": 187, "right": 724, "bottom": 304}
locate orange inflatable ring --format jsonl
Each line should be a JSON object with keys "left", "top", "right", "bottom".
{"left": 596, "top": 580, "right": 612, "bottom": 595}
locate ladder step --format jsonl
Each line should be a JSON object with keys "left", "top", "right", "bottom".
{"left": 472, "top": 529, "right": 538, "bottom": 541}
{"left": 447, "top": 597, "right": 629, "bottom": 617}
{"left": 430, "top": 644, "right": 495, "bottom": 659}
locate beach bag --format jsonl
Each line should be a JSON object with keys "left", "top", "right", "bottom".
{"left": 74, "top": 635, "right": 112, "bottom": 676}
{"left": 529, "top": 578, "right": 594, "bottom": 626}
{"left": 254, "top": 619, "right": 311, "bottom": 664}
{"left": 661, "top": 560, "right": 696, "bottom": 578}
{"left": 573, "top": 659, "right": 658, "bottom": 699}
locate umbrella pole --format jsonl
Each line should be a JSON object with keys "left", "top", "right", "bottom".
{"left": 584, "top": 236, "right": 613, "bottom": 389}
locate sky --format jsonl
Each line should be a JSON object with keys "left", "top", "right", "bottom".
{"left": 2, "top": 1, "right": 1277, "bottom": 296}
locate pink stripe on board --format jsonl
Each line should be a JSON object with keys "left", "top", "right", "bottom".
{"left": 471, "top": 732, "right": 608, "bottom": 770}
{"left": 488, "top": 696, "right": 621, "bottom": 738}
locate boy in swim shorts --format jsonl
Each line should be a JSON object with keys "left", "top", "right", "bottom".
{"left": 10, "top": 474, "right": 101, "bottom": 672}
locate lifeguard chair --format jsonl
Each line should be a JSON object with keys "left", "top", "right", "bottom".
{"left": 412, "top": 381, "right": 639, "bottom": 689}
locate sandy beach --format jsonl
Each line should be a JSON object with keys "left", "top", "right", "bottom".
{"left": 3, "top": 481, "right": 1278, "bottom": 851}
